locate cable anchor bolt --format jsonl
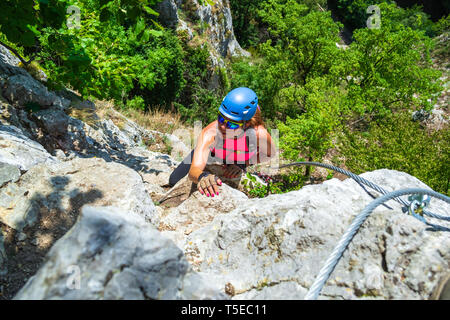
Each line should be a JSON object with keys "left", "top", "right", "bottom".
{"left": 407, "top": 194, "right": 431, "bottom": 216}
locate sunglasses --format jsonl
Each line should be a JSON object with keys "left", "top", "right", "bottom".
{"left": 218, "top": 113, "right": 244, "bottom": 130}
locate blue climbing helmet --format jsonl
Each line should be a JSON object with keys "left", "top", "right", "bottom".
{"left": 219, "top": 87, "right": 258, "bottom": 122}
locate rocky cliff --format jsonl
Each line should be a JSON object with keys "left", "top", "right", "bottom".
{"left": 156, "top": 0, "right": 250, "bottom": 89}
{"left": 157, "top": 0, "right": 249, "bottom": 59}
{"left": 0, "top": 44, "right": 449, "bottom": 300}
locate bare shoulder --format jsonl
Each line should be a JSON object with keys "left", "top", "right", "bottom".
{"left": 199, "top": 121, "right": 217, "bottom": 145}
{"left": 255, "top": 125, "right": 270, "bottom": 138}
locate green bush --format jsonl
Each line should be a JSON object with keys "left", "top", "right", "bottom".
{"left": 338, "top": 112, "right": 450, "bottom": 195}
{"left": 229, "top": 0, "right": 328, "bottom": 49}
{"left": 331, "top": 0, "right": 438, "bottom": 36}
{"left": 126, "top": 95, "right": 145, "bottom": 110}
{"left": 229, "top": 0, "right": 264, "bottom": 48}
{"left": 229, "top": 4, "right": 344, "bottom": 121}
{"left": 277, "top": 77, "right": 343, "bottom": 177}
{"left": 174, "top": 43, "right": 225, "bottom": 124}
{"left": 242, "top": 171, "right": 306, "bottom": 198}
{"left": 177, "top": 87, "right": 222, "bottom": 124}
{"left": 0, "top": 0, "right": 67, "bottom": 49}
{"left": 2, "top": 0, "right": 447, "bottom": 198}
{"left": 343, "top": 16, "right": 442, "bottom": 118}
{"left": 1, "top": 0, "right": 188, "bottom": 110}
{"left": 433, "top": 14, "right": 450, "bottom": 35}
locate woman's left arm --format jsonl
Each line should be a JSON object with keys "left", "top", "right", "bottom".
{"left": 255, "top": 126, "right": 276, "bottom": 163}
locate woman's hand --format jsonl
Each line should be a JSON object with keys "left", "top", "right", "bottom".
{"left": 198, "top": 173, "right": 222, "bottom": 197}
{"left": 222, "top": 164, "right": 242, "bottom": 179}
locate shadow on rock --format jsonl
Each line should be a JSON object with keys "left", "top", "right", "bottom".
{"left": 0, "top": 175, "right": 103, "bottom": 300}
{"left": 66, "top": 117, "right": 175, "bottom": 179}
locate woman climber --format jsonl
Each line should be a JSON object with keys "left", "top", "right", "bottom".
{"left": 168, "top": 87, "right": 275, "bottom": 197}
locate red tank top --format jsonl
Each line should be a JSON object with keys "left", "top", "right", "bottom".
{"left": 210, "top": 132, "right": 256, "bottom": 163}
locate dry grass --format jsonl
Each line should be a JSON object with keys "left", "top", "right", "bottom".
{"left": 67, "top": 97, "right": 189, "bottom": 137}
{"left": 66, "top": 98, "right": 196, "bottom": 160}
{"left": 120, "top": 105, "right": 186, "bottom": 135}
{"left": 67, "top": 98, "right": 130, "bottom": 131}
{"left": 66, "top": 103, "right": 100, "bottom": 128}
{"left": 188, "top": 32, "right": 208, "bottom": 48}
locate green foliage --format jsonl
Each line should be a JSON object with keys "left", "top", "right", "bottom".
{"left": 0, "top": 0, "right": 67, "bottom": 48}
{"left": 174, "top": 44, "right": 223, "bottom": 124}
{"left": 277, "top": 77, "right": 343, "bottom": 163}
{"left": 378, "top": 2, "right": 436, "bottom": 36}
{"left": 1, "top": 0, "right": 227, "bottom": 121}
{"left": 35, "top": 1, "right": 186, "bottom": 109}
{"left": 177, "top": 44, "right": 209, "bottom": 103}
{"left": 344, "top": 15, "right": 442, "bottom": 117}
{"left": 162, "top": 134, "right": 173, "bottom": 155}
{"left": 338, "top": 112, "right": 450, "bottom": 195}
{"left": 433, "top": 14, "right": 450, "bottom": 34}
{"left": 326, "top": 170, "right": 334, "bottom": 180}
{"left": 275, "top": 170, "right": 307, "bottom": 192}
{"left": 230, "top": 4, "right": 344, "bottom": 121}
{"left": 229, "top": 0, "right": 328, "bottom": 48}
{"left": 242, "top": 172, "right": 306, "bottom": 198}
{"left": 229, "top": 0, "right": 264, "bottom": 48}
{"left": 230, "top": 0, "right": 445, "bottom": 189}
{"left": 218, "top": 66, "right": 231, "bottom": 93}
{"left": 242, "top": 173, "right": 269, "bottom": 198}
{"left": 332, "top": 0, "right": 438, "bottom": 36}
{"left": 126, "top": 95, "right": 145, "bottom": 110}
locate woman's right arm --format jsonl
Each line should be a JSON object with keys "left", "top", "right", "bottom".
{"left": 188, "top": 126, "right": 213, "bottom": 183}
{"left": 188, "top": 124, "right": 223, "bottom": 197}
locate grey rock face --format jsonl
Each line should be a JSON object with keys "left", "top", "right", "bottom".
{"left": 0, "top": 162, "right": 21, "bottom": 187}
{"left": 14, "top": 206, "right": 227, "bottom": 300}
{"left": 0, "top": 49, "right": 28, "bottom": 83}
{"left": 178, "top": 170, "right": 450, "bottom": 300}
{"left": 2, "top": 74, "right": 70, "bottom": 110}
{"left": 157, "top": 0, "right": 249, "bottom": 60}
{"left": 157, "top": 0, "right": 180, "bottom": 28}
{"left": 0, "top": 45, "right": 70, "bottom": 110}
{"left": 177, "top": 20, "right": 194, "bottom": 40}
{"left": 192, "top": 0, "right": 249, "bottom": 58}
{"left": 0, "top": 45, "right": 20, "bottom": 67}
{"left": 0, "top": 157, "right": 156, "bottom": 232}
{"left": 32, "top": 109, "right": 69, "bottom": 137}
{"left": 157, "top": 176, "right": 249, "bottom": 248}
{"left": 0, "top": 124, "right": 57, "bottom": 171}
